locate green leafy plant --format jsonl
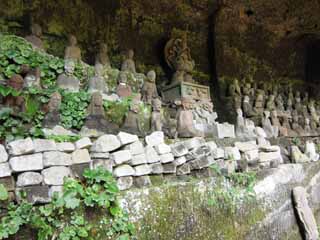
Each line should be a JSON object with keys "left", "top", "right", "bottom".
{"left": 0, "top": 168, "right": 135, "bottom": 240}
{"left": 60, "top": 90, "right": 90, "bottom": 130}
{"left": 103, "top": 97, "right": 133, "bottom": 126}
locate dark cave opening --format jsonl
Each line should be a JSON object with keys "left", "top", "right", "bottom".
{"left": 306, "top": 39, "right": 320, "bottom": 97}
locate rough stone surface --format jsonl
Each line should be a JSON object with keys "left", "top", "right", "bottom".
{"left": 189, "top": 155, "right": 214, "bottom": 170}
{"left": 90, "top": 152, "right": 110, "bottom": 159}
{"left": 114, "top": 165, "right": 135, "bottom": 177}
{"left": 174, "top": 156, "right": 187, "bottom": 166}
{"left": 162, "top": 163, "right": 177, "bottom": 174}
{"left": 92, "top": 159, "right": 113, "bottom": 173}
{"left": 34, "top": 139, "right": 57, "bottom": 153}
{"left": 10, "top": 153, "right": 43, "bottom": 172}
{"left": 259, "top": 151, "right": 283, "bottom": 163}
{"left": 0, "top": 145, "right": 9, "bottom": 163}
{"left": 184, "top": 137, "right": 205, "bottom": 150}
{"left": 130, "top": 153, "right": 147, "bottom": 166}
{"left": 0, "top": 163, "right": 12, "bottom": 177}
{"left": 117, "top": 132, "right": 139, "bottom": 145}
{"left": 134, "top": 176, "right": 152, "bottom": 188}
{"left": 110, "top": 150, "right": 132, "bottom": 165}
{"left": 42, "top": 166, "right": 71, "bottom": 185}
{"left": 71, "top": 163, "right": 90, "bottom": 181}
{"left": 235, "top": 141, "right": 258, "bottom": 152}
{"left": 0, "top": 176, "right": 15, "bottom": 191}
{"left": 72, "top": 149, "right": 91, "bottom": 164}
{"left": 91, "top": 134, "right": 121, "bottom": 152}
{"left": 177, "top": 163, "right": 191, "bottom": 176}
{"left": 134, "top": 164, "right": 152, "bottom": 176}
{"left": 150, "top": 163, "right": 163, "bottom": 174}
{"left": 224, "top": 147, "right": 241, "bottom": 161}
{"left": 75, "top": 137, "right": 92, "bottom": 149}
{"left": 160, "top": 153, "right": 175, "bottom": 164}
{"left": 43, "top": 151, "right": 72, "bottom": 167}
{"left": 244, "top": 150, "right": 259, "bottom": 163}
{"left": 117, "top": 177, "right": 133, "bottom": 191}
{"left": 49, "top": 186, "right": 63, "bottom": 198}
{"left": 213, "top": 123, "right": 235, "bottom": 139}
{"left": 291, "top": 146, "right": 310, "bottom": 163}
{"left": 145, "top": 131, "right": 164, "bottom": 147}
{"left": 170, "top": 142, "right": 189, "bottom": 157}
{"left": 17, "top": 172, "right": 43, "bottom": 187}
{"left": 154, "top": 143, "right": 171, "bottom": 155}
{"left": 57, "top": 142, "right": 75, "bottom": 152}
{"left": 7, "top": 137, "right": 34, "bottom": 156}
{"left": 124, "top": 141, "right": 144, "bottom": 155}
{"left": 206, "top": 141, "right": 217, "bottom": 151}
{"left": 17, "top": 186, "right": 50, "bottom": 204}
{"left": 145, "top": 146, "right": 160, "bottom": 163}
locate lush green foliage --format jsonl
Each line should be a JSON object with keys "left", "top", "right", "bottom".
{"left": 103, "top": 97, "right": 133, "bottom": 125}
{"left": 60, "top": 91, "right": 90, "bottom": 130}
{"left": 208, "top": 164, "right": 257, "bottom": 213}
{"left": 0, "top": 168, "right": 135, "bottom": 240}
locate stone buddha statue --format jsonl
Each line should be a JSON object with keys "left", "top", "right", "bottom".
{"left": 122, "top": 96, "right": 142, "bottom": 135}
{"left": 85, "top": 92, "right": 118, "bottom": 133}
{"left": 64, "top": 35, "right": 81, "bottom": 61}
{"left": 151, "top": 98, "right": 163, "bottom": 132}
{"left": 25, "top": 23, "right": 45, "bottom": 50}
{"left": 57, "top": 60, "right": 80, "bottom": 92}
{"left": 24, "top": 67, "right": 41, "bottom": 89}
{"left": 116, "top": 72, "right": 132, "bottom": 98}
{"left": 266, "top": 95, "right": 276, "bottom": 111}
{"left": 43, "top": 92, "right": 61, "bottom": 128}
{"left": 121, "top": 49, "right": 136, "bottom": 73}
{"left": 142, "top": 70, "right": 159, "bottom": 104}
{"left": 88, "top": 64, "right": 108, "bottom": 95}
{"left": 95, "top": 43, "right": 111, "bottom": 68}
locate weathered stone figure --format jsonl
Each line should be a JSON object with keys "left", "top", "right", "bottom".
{"left": 88, "top": 64, "right": 107, "bottom": 94}
{"left": 142, "top": 70, "right": 159, "bottom": 104}
{"left": 266, "top": 95, "right": 276, "bottom": 111}
{"left": 95, "top": 43, "right": 111, "bottom": 68}
{"left": 24, "top": 67, "right": 41, "bottom": 88}
{"left": 151, "top": 98, "right": 163, "bottom": 132}
{"left": 43, "top": 92, "right": 62, "bottom": 128}
{"left": 25, "top": 23, "right": 44, "bottom": 50}
{"left": 262, "top": 111, "right": 276, "bottom": 138}
{"left": 121, "top": 49, "right": 136, "bottom": 73}
{"left": 292, "top": 186, "right": 319, "bottom": 240}
{"left": 85, "top": 92, "right": 118, "bottom": 133}
{"left": 116, "top": 72, "right": 132, "bottom": 98}
{"left": 64, "top": 35, "right": 81, "bottom": 61}
{"left": 57, "top": 61, "right": 80, "bottom": 92}
{"left": 176, "top": 97, "right": 203, "bottom": 138}
{"left": 4, "top": 74, "right": 25, "bottom": 111}
{"left": 122, "top": 97, "right": 142, "bottom": 135}
{"left": 243, "top": 95, "right": 254, "bottom": 117}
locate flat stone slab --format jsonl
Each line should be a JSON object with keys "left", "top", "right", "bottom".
{"left": 72, "top": 149, "right": 91, "bottom": 164}
{"left": 90, "top": 152, "right": 110, "bottom": 159}
{"left": 117, "top": 176, "right": 133, "bottom": 191}
{"left": 0, "top": 163, "right": 12, "bottom": 177}
{"left": 134, "top": 164, "right": 152, "bottom": 176}
{"left": 33, "top": 139, "right": 57, "bottom": 153}
{"left": 75, "top": 137, "right": 92, "bottom": 149}
{"left": 91, "top": 135, "right": 121, "bottom": 152}
{"left": 235, "top": 141, "right": 258, "bottom": 152}
{"left": 160, "top": 153, "right": 175, "bottom": 164}
{"left": 130, "top": 154, "right": 147, "bottom": 166}
{"left": 7, "top": 137, "right": 34, "bottom": 156}
{"left": 57, "top": 142, "right": 75, "bottom": 152}
{"left": 92, "top": 159, "right": 113, "bottom": 173}
{"left": 17, "top": 172, "right": 43, "bottom": 187}
{"left": 43, "top": 151, "right": 72, "bottom": 167}
{"left": 114, "top": 165, "right": 135, "bottom": 177}
{"left": 170, "top": 142, "right": 189, "bottom": 157}
{"left": 134, "top": 176, "right": 152, "bottom": 188}
{"left": 117, "top": 132, "right": 139, "bottom": 145}
{"left": 124, "top": 141, "right": 144, "bottom": 155}
{"left": 10, "top": 153, "right": 43, "bottom": 172}
{"left": 145, "top": 131, "right": 164, "bottom": 147}
{"left": 16, "top": 186, "right": 50, "bottom": 204}
{"left": 70, "top": 163, "right": 90, "bottom": 181}
{"left": 155, "top": 143, "right": 171, "bottom": 155}
{"left": 184, "top": 137, "right": 205, "bottom": 150}
{"left": 0, "top": 145, "right": 8, "bottom": 163}
{"left": 111, "top": 150, "right": 132, "bottom": 165}
{"left": 150, "top": 163, "right": 163, "bottom": 174}
{"left": 145, "top": 146, "right": 160, "bottom": 164}
{"left": 42, "top": 166, "right": 71, "bottom": 186}
{"left": 224, "top": 147, "right": 241, "bottom": 161}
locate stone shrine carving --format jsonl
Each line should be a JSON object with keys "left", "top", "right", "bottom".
{"left": 122, "top": 97, "right": 142, "bottom": 135}
{"left": 64, "top": 35, "right": 81, "bottom": 61}
{"left": 57, "top": 61, "right": 80, "bottom": 92}
{"left": 164, "top": 32, "right": 195, "bottom": 84}
{"left": 25, "top": 23, "right": 44, "bottom": 50}
{"left": 24, "top": 67, "right": 41, "bottom": 89}
{"left": 116, "top": 72, "right": 132, "bottom": 98}
{"left": 151, "top": 98, "right": 163, "bottom": 132}
{"left": 95, "top": 43, "right": 111, "bottom": 68}
{"left": 88, "top": 64, "right": 108, "bottom": 95}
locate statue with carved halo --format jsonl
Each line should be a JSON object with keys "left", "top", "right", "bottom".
{"left": 164, "top": 31, "right": 195, "bottom": 85}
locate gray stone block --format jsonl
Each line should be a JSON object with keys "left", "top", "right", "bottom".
{"left": 9, "top": 153, "right": 43, "bottom": 172}
{"left": 17, "top": 172, "right": 43, "bottom": 187}
{"left": 117, "top": 132, "right": 139, "bottom": 146}
{"left": 56, "top": 142, "right": 75, "bottom": 152}
{"left": 0, "top": 163, "right": 11, "bottom": 177}
{"left": 134, "top": 164, "right": 152, "bottom": 176}
{"left": 43, "top": 151, "right": 72, "bottom": 167}
{"left": 145, "top": 131, "right": 164, "bottom": 147}
{"left": 75, "top": 137, "right": 92, "bottom": 149}
{"left": 114, "top": 165, "right": 135, "bottom": 177}
{"left": 134, "top": 176, "right": 152, "bottom": 188}
{"left": 42, "top": 167, "right": 71, "bottom": 186}
{"left": 33, "top": 139, "right": 57, "bottom": 153}
{"left": 150, "top": 163, "right": 163, "bottom": 174}
{"left": 92, "top": 159, "right": 113, "bottom": 173}
{"left": 177, "top": 163, "right": 191, "bottom": 176}
{"left": 170, "top": 142, "right": 188, "bottom": 157}
{"left": 130, "top": 153, "right": 147, "bottom": 166}
{"left": 0, "top": 145, "right": 8, "bottom": 163}
{"left": 162, "top": 163, "right": 177, "bottom": 174}
{"left": 154, "top": 143, "right": 171, "bottom": 155}
{"left": 124, "top": 141, "right": 144, "bottom": 155}
{"left": 91, "top": 134, "right": 121, "bottom": 152}
{"left": 72, "top": 149, "right": 91, "bottom": 164}
{"left": 71, "top": 163, "right": 90, "bottom": 181}
{"left": 110, "top": 150, "right": 132, "bottom": 165}
{"left": 117, "top": 176, "right": 133, "bottom": 190}
{"left": 16, "top": 186, "right": 51, "bottom": 204}
{"left": 145, "top": 146, "right": 160, "bottom": 163}
{"left": 7, "top": 137, "right": 34, "bottom": 156}
{"left": 160, "top": 153, "right": 174, "bottom": 164}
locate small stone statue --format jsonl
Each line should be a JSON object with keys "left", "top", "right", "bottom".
{"left": 57, "top": 61, "right": 80, "bottom": 92}
{"left": 176, "top": 97, "right": 203, "bottom": 138}
{"left": 286, "top": 97, "right": 293, "bottom": 112}
{"left": 275, "top": 94, "right": 285, "bottom": 112}
{"left": 142, "top": 70, "right": 159, "bottom": 104}
{"left": 151, "top": 98, "right": 163, "bottom": 132}
{"left": 292, "top": 186, "right": 319, "bottom": 240}
{"left": 262, "top": 111, "right": 276, "bottom": 138}
{"left": 116, "top": 72, "right": 132, "bottom": 98}
{"left": 291, "top": 111, "right": 304, "bottom": 136}
{"left": 304, "top": 118, "right": 312, "bottom": 136}
{"left": 64, "top": 35, "right": 81, "bottom": 61}
{"left": 229, "top": 79, "right": 241, "bottom": 97}
{"left": 266, "top": 95, "right": 276, "bottom": 111}
{"left": 88, "top": 64, "right": 108, "bottom": 95}
{"left": 4, "top": 74, "right": 25, "bottom": 111}
{"left": 121, "top": 49, "right": 136, "bottom": 73}
{"left": 85, "top": 92, "right": 118, "bottom": 133}
{"left": 305, "top": 141, "right": 319, "bottom": 162}
{"left": 242, "top": 83, "right": 254, "bottom": 98}
{"left": 243, "top": 95, "right": 254, "bottom": 117}
{"left": 254, "top": 90, "right": 265, "bottom": 115}
{"left": 43, "top": 92, "right": 62, "bottom": 128}
{"left": 95, "top": 43, "right": 111, "bottom": 68}
{"left": 236, "top": 108, "right": 256, "bottom": 139}
{"left": 308, "top": 100, "right": 319, "bottom": 124}
{"left": 25, "top": 23, "right": 44, "bottom": 50}
{"left": 122, "top": 97, "right": 142, "bottom": 135}
{"left": 24, "top": 67, "right": 41, "bottom": 88}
